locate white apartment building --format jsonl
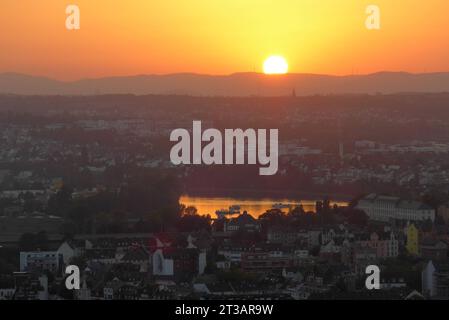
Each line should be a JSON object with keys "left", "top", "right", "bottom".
{"left": 19, "top": 251, "right": 63, "bottom": 273}
{"left": 356, "top": 193, "right": 435, "bottom": 222}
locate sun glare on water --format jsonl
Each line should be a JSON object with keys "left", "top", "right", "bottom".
{"left": 263, "top": 55, "right": 288, "bottom": 75}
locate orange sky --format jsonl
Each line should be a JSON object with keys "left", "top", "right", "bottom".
{"left": 1, "top": 0, "right": 448, "bottom": 80}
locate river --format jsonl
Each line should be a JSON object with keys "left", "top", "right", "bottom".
{"left": 179, "top": 195, "right": 348, "bottom": 219}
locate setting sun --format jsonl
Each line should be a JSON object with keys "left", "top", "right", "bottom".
{"left": 263, "top": 56, "right": 288, "bottom": 75}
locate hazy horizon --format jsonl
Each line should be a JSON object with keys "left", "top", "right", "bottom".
{"left": 4, "top": 69, "right": 449, "bottom": 82}
{"left": 2, "top": 70, "right": 449, "bottom": 97}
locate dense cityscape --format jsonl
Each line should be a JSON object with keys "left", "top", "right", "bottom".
{"left": 1, "top": 93, "right": 449, "bottom": 300}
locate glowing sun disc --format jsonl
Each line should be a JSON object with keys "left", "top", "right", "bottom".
{"left": 263, "top": 55, "right": 288, "bottom": 74}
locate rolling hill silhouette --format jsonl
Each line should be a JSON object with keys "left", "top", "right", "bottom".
{"left": 1, "top": 71, "right": 449, "bottom": 96}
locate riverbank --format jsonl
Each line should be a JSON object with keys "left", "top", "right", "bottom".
{"left": 182, "top": 187, "right": 354, "bottom": 202}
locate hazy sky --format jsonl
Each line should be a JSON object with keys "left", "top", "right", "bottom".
{"left": 1, "top": 0, "right": 448, "bottom": 80}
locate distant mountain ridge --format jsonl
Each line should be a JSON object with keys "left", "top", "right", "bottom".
{"left": 1, "top": 71, "right": 449, "bottom": 96}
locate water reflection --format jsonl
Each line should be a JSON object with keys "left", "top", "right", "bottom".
{"left": 179, "top": 195, "right": 348, "bottom": 219}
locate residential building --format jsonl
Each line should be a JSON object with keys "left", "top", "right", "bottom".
{"left": 406, "top": 223, "right": 419, "bottom": 255}
{"left": 357, "top": 232, "right": 399, "bottom": 258}
{"left": 19, "top": 251, "right": 63, "bottom": 273}
{"left": 225, "top": 211, "right": 261, "bottom": 233}
{"left": 422, "top": 261, "right": 449, "bottom": 299}
{"left": 356, "top": 193, "right": 435, "bottom": 222}
{"left": 420, "top": 239, "right": 448, "bottom": 261}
